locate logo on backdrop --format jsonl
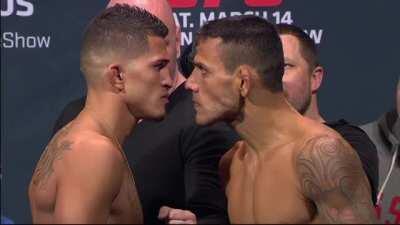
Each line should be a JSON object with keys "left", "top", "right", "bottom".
{"left": 1, "top": 0, "right": 51, "bottom": 49}
{"left": 1, "top": 0, "right": 33, "bottom": 17}
{"left": 168, "top": 0, "right": 323, "bottom": 47}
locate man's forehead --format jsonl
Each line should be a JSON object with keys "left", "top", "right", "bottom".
{"left": 280, "top": 34, "right": 303, "bottom": 60}
{"left": 195, "top": 38, "right": 223, "bottom": 57}
{"left": 193, "top": 38, "right": 225, "bottom": 69}
{"left": 147, "top": 36, "right": 168, "bottom": 51}
{"left": 281, "top": 34, "right": 300, "bottom": 49}
{"left": 144, "top": 36, "right": 168, "bottom": 58}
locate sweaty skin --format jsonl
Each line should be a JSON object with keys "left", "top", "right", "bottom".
{"left": 220, "top": 118, "right": 376, "bottom": 224}
{"left": 29, "top": 118, "right": 143, "bottom": 224}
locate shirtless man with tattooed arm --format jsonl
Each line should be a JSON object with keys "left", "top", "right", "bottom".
{"left": 185, "top": 16, "right": 377, "bottom": 223}
{"left": 28, "top": 5, "right": 171, "bottom": 223}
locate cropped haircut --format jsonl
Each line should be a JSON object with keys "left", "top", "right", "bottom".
{"left": 276, "top": 24, "right": 319, "bottom": 71}
{"left": 194, "top": 15, "right": 284, "bottom": 92}
{"left": 80, "top": 4, "right": 168, "bottom": 76}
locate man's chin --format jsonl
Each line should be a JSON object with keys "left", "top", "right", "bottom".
{"left": 141, "top": 110, "right": 166, "bottom": 121}
{"left": 195, "top": 115, "right": 220, "bottom": 126}
{"left": 153, "top": 112, "right": 166, "bottom": 121}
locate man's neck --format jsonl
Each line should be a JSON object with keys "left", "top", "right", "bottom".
{"left": 231, "top": 91, "right": 304, "bottom": 153}
{"left": 83, "top": 91, "right": 138, "bottom": 145}
{"left": 304, "top": 95, "right": 325, "bottom": 123}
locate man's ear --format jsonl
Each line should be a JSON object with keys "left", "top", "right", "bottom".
{"left": 107, "top": 64, "right": 125, "bottom": 93}
{"left": 311, "top": 65, "right": 324, "bottom": 94}
{"left": 175, "top": 25, "right": 181, "bottom": 58}
{"left": 236, "top": 65, "right": 253, "bottom": 97}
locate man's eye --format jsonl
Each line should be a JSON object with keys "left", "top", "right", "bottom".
{"left": 195, "top": 66, "right": 207, "bottom": 76}
{"left": 284, "top": 63, "right": 293, "bottom": 69}
{"left": 199, "top": 67, "right": 208, "bottom": 75}
{"left": 154, "top": 62, "right": 167, "bottom": 70}
{"left": 200, "top": 69, "right": 208, "bottom": 76}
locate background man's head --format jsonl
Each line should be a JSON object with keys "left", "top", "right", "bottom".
{"left": 277, "top": 24, "right": 324, "bottom": 115}
{"left": 186, "top": 15, "right": 284, "bottom": 125}
{"left": 80, "top": 4, "right": 171, "bottom": 119}
{"left": 108, "top": 0, "right": 181, "bottom": 90}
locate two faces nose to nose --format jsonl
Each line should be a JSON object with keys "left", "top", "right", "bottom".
{"left": 159, "top": 67, "right": 199, "bottom": 92}
{"left": 185, "top": 76, "right": 198, "bottom": 92}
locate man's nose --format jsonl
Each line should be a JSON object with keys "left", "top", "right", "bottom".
{"left": 185, "top": 75, "right": 198, "bottom": 92}
{"left": 161, "top": 68, "right": 173, "bottom": 89}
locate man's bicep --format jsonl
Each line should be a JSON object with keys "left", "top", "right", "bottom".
{"left": 296, "top": 135, "right": 377, "bottom": 223}
{"left": 338, "top": 127, "right": 379, "bottom": 203}
{"left": 54, "top": 182, "right": 110, "bottom": 223}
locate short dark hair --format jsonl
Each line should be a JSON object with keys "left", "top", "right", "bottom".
{"left": 80, "top": 4, "right": 168, "bottom": 76}
{"left": 194, "top": 15, "right": 284, "bottom": 92}
{"left": 276, "top": 24, "right": 319, "bottom": 70}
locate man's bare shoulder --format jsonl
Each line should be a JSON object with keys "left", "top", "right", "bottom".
{"left": 219, "top": 141, "right": 245, "bottom": 169}
{"left": 222, "top": 140, "right": 245, "bottom": 159}
{"left": 302, "top": 131, "right": 352, "bottom": 151}
{"left": 294, "top": 117, "right": 353, "bottom": 155}
{"left": 31, "top": 123, "right": 76, "bottom": 187}
{"left": 295, "top": 133, "right": 359, "bottom": 177}
{"left": 31, "top": 122, "right": 125, "bottom": 188}
{"left": 294, "top": 133, "right": 376, "bottom": 223}
{"left": 219, "top": 140, "right": 246, "bottom": 188}
{"left": 58, "top": 130, "right": 125, "bottom": 173}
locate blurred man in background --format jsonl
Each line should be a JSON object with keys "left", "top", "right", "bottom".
{"left": 276, "top": 23, "right": 379, "bottom": 204}
{"left": 362, "top": 78, "right": 400, "bottom": 224}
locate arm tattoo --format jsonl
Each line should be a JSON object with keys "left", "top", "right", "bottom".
{"left": 31, "top": 124, "right": 73, "bottom": 187}
{"left": 296, "top": 135, "right": 377, "bottom": 223}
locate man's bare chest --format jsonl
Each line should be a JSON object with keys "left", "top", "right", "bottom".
{"left": 226, "top": 148, "right": 312, "bottom": 223}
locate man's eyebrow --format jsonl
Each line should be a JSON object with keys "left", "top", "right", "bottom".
{"left": 192, "top": 61, "right": 209, "bottom": 71}
{"left": 153, "top": 57, "right": 170, "bottom": 63}
{"left": 159, "top": 59, "right": 170, "bottom": 63}
{"left": 152, "top": 58, "right": 170, "bottom": 67}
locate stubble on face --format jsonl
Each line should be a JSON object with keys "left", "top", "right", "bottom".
{"left": 191, "top": 38, "right": 242, "bottom": 126}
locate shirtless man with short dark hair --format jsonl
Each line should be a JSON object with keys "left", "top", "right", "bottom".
{"left": 186, "top": 15, "right": 377, "bottom": 223}
{"left": 28, "top": 4, "right": 171, "bottom": 223}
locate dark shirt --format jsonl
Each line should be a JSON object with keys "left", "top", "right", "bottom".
{"left": 53, "top": 83, "right": 239, "bottom": 224}
{"left": 325, "top": 119, "right": 379, "bottom": 204}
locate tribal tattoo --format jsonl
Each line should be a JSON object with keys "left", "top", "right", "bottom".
{"left": 31, "top": 124, "right": 73, "bottom": 187}
{"left": 296, "top": 135, "right": 377, "bottom": 223}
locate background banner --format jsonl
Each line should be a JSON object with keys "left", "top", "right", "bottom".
{"left": 2, "top": 0, "right": 399, "bottom": 223}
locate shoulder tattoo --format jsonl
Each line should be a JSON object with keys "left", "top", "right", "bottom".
{"left": 31, "top": 124, "right": 73, "bottom": 187}
{"left": 296, "top": 135, "right": 376, "bottom": 223}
